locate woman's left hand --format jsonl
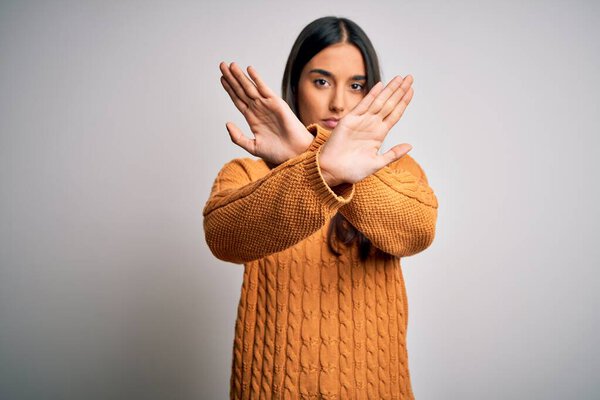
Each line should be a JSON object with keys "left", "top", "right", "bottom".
{"left": 219, "top": 62, "right": 314, "bottom": 165}
{"left": 318, "top": 75, "right": 415, "bottom": 187}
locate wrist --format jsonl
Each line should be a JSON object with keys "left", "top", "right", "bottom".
{"left": 321, "top": 170, "right": 341, "bottom": 188}
{"left": 317, "top": 149, "right": 342, "bottom": 187}
{"left": 290, "top": 124, "right": 314, "bottom": 157}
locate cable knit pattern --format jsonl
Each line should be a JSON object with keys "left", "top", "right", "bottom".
{"left": 271, "top": 251, "right": 289, "bottom": 397}
{"left": 375, "top": 260, "right": 391, "bottom": 399}
{"left": 384, "top": 257, "right": 402, "bottom": 399}
{"left": 260, "top": 255, "right": 277, "bottom": 398}
{"left": 363, "top": 253, "right": 379, "bottom": 397}
{"left": 241, "top": 263, "right": 258, "bottom": 398}
{"left": 337, "top": 234, "right": 354, "bottom": 399}
{"left": 350, "top": 250, "right": 368, "bottom": 400}
{"left": 231, "top": 266, "right": 248, "bottom": 394}
{"left": 203, "top": 124, "right": 438, "bottom": 399}
{"left": 251, "top": 253, "right": 267, "bottom": 395}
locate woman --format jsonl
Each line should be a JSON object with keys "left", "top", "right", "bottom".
{"left": 203, "top": 16, "right": 438, "bottom": 399}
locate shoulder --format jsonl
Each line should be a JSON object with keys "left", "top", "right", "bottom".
{"left": 387, "top": 153, "right": 429, "bottom": 183}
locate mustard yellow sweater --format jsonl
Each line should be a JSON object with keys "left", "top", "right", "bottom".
{"left": 203, "top": 124, "right": 438, "bottom": 400}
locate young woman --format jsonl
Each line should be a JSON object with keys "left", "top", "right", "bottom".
{"left": 203, "top": 16, "right": 438, "bottom": 400}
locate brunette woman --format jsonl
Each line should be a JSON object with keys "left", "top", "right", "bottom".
{"left": 204, "top": 16, "right": 438, "bottom": 399}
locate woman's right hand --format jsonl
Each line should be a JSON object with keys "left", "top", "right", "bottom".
{"left": 318, "top": 75, "right": 415, "bottom": 187}
{"left": 219, "top": 62, "right": 314, "bottom": 165}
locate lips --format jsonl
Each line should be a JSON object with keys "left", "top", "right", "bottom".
{"left": 321, "top": 118, "right": 339, "bottom": 129}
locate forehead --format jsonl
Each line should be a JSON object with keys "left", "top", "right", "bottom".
{"left": 303, "top": 43, "right": 365, "bottom": 76}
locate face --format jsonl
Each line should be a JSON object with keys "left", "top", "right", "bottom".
{"left": 297, "top": 43, "right": 367, "bottom": 130}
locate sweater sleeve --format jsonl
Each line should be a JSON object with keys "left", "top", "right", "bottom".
{"left": 305, "top": 124, "right": 439, "bottom": 257}
{"left": 203, "top": 149, "right": 355, "bottom": 264}
{"left": 339, "top": 155, "right": 439, "bottom": 257}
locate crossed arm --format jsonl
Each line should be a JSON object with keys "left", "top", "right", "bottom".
{"left": 206, "top": 62, "right": 438, "bottom": 260}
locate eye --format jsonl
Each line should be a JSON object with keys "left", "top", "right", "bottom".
{"left": 351, "top": 82, "right": 365, "bottom": 91}
{"left": 313, "top": 78, "right": 329, "bottom": 87}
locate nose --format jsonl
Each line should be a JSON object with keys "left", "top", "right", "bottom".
{"left": 329, "top": 87, "right": 345, "bottom": 113}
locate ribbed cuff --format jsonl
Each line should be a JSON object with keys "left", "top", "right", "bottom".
{"left": 306, "top": 123, "right": 332, "bottom": 152}
{"left": 303, "top": 149, "right": 354, "bottom": 208}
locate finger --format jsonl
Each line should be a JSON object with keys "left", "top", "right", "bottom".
{"left": 351, "top": 81, "right": 384, "bottom": 115}
{"left": 247, "top": 65, "right": 276, "bottom": 98}
{"left": 225, "top": 122, "right": 257, "bottom": 156}
{"left": 220, "top": 61, "right": 252, "bottom": 104}
{"left": 229, "top": 62, "right": 261, "bottom": 100}
{"left": 368, "top": 75, "right": 405, "bottom": 115}
{"left": 379, "top": 75, "right": 414, "bottom": 119}
{"left": 220, "top": 76, "right": 249, "bottom": 114}
{"left": 383, "top": 86, "right": 414, "bottom": 127}
{"left": 377, "top": 143, "right": 413, "bottom": 169}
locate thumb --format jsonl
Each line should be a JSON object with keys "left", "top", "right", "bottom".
{"left": 226, "top": 122, "right": 256, "bottom": 156}
{"left": 378, "top": 143, "right": 413, "bottom": 169}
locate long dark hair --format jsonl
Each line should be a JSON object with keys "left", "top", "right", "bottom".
{"left": 281, "top": 16, "right": 382, "bottom": 260}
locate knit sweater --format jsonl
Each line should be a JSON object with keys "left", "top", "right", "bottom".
{"left": 203, "top": 124, "right": 438, "bottom": 400}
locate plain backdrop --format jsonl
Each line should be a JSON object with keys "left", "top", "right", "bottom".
{"left": 1, "top": 0, "right": 599, "bottom": 399}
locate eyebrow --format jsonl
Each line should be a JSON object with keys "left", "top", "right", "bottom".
{"left": 308, "top": 68, "right": 367, "bottom": 81}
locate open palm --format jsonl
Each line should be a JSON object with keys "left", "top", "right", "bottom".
{"left": 219, "top": 62, "right": 313, "bottom": 165}
{"left": 319, "top": 75, "right": 415, "bottom": 186}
